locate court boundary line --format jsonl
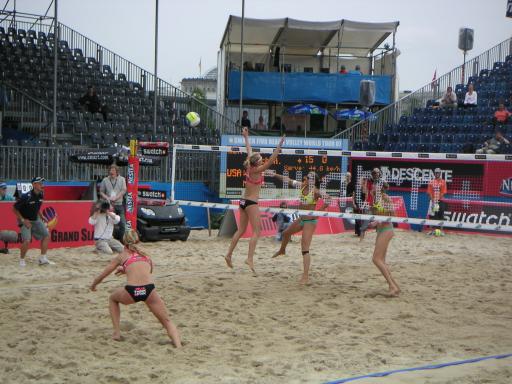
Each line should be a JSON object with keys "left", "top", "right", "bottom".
{"left": 324, "top": 353, "right": 512, "bottom": 384}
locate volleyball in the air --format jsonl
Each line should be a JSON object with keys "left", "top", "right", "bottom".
{"left": 186, "top": 112, "right": 201, "bottom": 127}
{"left": 434, "top": 229, "right": 442, "bottom": 237}
{"left": 41, "top": 206, "right": 58, "bottom": 230}
{"left": 373, "top": 202, "right": 384, "bottom": 214}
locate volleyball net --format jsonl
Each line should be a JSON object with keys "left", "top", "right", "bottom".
{"left": 171, "top": 140, "right": 512, "bottom": 236}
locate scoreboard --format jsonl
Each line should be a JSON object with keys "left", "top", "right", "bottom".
{"left": 222, "top": 152, "right": 343, "bottom": 197}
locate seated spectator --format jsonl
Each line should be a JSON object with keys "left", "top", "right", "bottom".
{"left": 272, "top": 201, "right": 292, "bottom": 241}
{"left": 462, "top": 83, "right": 477, "bottom": 108}
{"left": 440, "top": 86, "right": 457, "bottom": 108}
{"left": 476, "top": 129, "right": 510, "bottom": 154}
{"left": 79, "top": 86, "right": 108, "bottom": 121}
{"left": 253, "top": 115, "right": 267, "bottom": 130}
{"left": 349, "top": 65, "right": 363, "bottom": 75}
{"left": 493, "top": 103, "right": 511, "bottom": 125}
{"left": 88, "top": 200, "right": 124, "bottom": 254}
{"left": 339, "top": 65, "right": 348, "bottom": 74}
{"left": 0, "top": 182, "right": 14, "bottom": 201}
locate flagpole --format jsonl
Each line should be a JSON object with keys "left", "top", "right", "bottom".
{"left": 238, "top": 0, "right": 245, "bottom": 128}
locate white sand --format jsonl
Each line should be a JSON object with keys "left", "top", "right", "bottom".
{"left": 0, "top": 230, "right": 511, "bottom": 384}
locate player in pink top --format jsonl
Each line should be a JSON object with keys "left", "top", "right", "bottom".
{"left": 225, "top": 127, "right": 285, "bottom": 273}
{"left": 90, "top": 230, "right": 181, "bottom": 347}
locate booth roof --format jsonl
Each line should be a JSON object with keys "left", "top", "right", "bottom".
{"left": 220, "top": 16, "right": 399, "bottom": 56}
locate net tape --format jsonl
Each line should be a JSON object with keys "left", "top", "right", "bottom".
{"left": 175, "top": 200, "right": 512, "bottom": 233}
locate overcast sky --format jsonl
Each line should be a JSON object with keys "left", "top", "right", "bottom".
{"left": 11, "top": 0, "right": 512, "bottom": 91}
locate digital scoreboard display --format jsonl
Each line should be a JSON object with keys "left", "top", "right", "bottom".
{"left": 223, "top": 152, "right": 343, "bottom": 197}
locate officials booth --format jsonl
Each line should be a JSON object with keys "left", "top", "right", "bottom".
{"left": 217, "top": 17, "right": 399, "bottom": 136}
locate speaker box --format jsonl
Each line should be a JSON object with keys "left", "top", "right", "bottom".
{"left": 359, "top": 80, "right": 375, "bottom": 107}
{"left": 458, "top": 28, "right": 474, "bottom": 51}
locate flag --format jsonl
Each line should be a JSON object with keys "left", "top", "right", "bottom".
{"left": 199, "top": 57, "right": 202, "bottom": 76}
{"left": 431, "top": 69, "right": 438, "bottom": 91}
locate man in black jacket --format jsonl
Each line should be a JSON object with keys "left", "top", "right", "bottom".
{"left": 12, "top": 177, "right": 50, "bottom": 267}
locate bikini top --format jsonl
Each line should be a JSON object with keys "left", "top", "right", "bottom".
{"left": 299, "top": 186, "right": 317, "bottom": 205}
{"left": 121, "top": 251, "right": 153, "bottom": 272}
{"left": 245, "top": 167, "right": 264, "bottom": 186}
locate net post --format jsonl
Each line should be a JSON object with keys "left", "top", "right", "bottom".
{"left": 170, "top": 144, "right": 177, "bottom": 202}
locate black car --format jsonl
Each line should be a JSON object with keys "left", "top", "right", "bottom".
{"left": 137, "top": 201, "right": 190, "bottom": 242}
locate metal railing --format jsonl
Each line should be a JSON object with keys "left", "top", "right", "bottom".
{"left": 0, "top": 14, "right": 240, "bottom": 137}
{"left": 0, "top": 145, "right": 168, "bottom": 182}
{"left": 0, "top": 81, "right": 52, "bottom": 138}
{"left": 0, "top": 145, "right": 220, "bottom": 186}
{"left": 333, "top": 37, "right": 512, "bottom": 143}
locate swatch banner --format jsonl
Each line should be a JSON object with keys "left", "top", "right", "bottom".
{"left": 126, "top": 155, "right": 140, "bottom": 231}
{"left": 0, "top": 201, "right": 95, "bottom": 249}
{"left": 232, "top": 197, "right": 408, "bottom": 238}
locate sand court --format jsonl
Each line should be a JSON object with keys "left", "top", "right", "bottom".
{"left": 0, "top": 230, "right": 511, "bottom": 383}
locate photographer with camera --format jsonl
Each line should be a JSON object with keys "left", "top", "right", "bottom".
{"left": 89, "top": 200, "right": 124, "bottom": 254}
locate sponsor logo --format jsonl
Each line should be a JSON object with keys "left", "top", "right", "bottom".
{"left": 500, "top": 177, "right": 512, "bottom": 196}
{"left": 444, "top": 210, "right": 511, "bottom": 226}
{"left": 141, "top": 147, "right": 168, "bottom": 156}
{"left": 126, "top": 192, "right": 134, "bottom": 214}
{"left": 380, "top": 166, "right": 452, "bottom": 184}
{"left": 138, "top": 190, "right": 167, "bottom": 200}
{"left": 41, "top": 206, "right": 58, "bottom": 230}
{"left": 127, "top": 164, "right": 135, "bottom": 184}
{"left": 134, "top": 287, "right": 146, "bottom": 297}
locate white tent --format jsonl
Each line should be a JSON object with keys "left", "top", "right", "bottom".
{"left": 217, "top": 16, "right": 399, "bottom": 123}
{"left": 220, "top": 16, "right": 399, "bottom": 56}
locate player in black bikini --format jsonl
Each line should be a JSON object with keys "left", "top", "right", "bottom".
{"left": 224, "top": 127, "right": 285, "bottom": 273}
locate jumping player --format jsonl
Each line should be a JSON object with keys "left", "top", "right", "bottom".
{"left": 224, "top": 127, "right": 285, "bottom": 273}
{"left": 272, "top": 171, "right": 331, "bottom": 285}
{"left": 90, "top": 230, "right": 182, "bottom": 347}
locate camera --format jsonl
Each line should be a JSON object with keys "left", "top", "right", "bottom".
{"left": 97, "top": 200, "right": 111, "bottom": 213}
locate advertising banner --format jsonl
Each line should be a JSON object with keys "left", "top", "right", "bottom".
{"left": 0, "top": 201, "right": 94, "bottom": 249}
{"left": 125, "top": 155, "right": 140, "bottom": 231}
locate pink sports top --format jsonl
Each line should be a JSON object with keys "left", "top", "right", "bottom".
{"left": 245, "top": 167, "right": 264, "bottom": 185}
{"left": 121, "top": 251, "right": 153, "bottom": 272}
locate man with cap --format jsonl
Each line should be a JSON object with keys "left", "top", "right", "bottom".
{"left": 427, "top": 168, "right": 447, "bottom": 234}
{"left": 0, "top": 182, "right": 15, "bottom": 201}
{"left": 12, "top": 177, "right": 50, "bottom": 266}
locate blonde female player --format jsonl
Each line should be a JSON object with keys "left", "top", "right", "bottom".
{"left": 272, "top": 171, "right": 331, "bottom": 285}
{"left": 368, "top": 183, "right": 400, "bottom": 297}
{"left": 90, "top": 230, "right": 182, "bottom": 347}
{"left": 224, "top": 127, "right": 285, "bottom": 273}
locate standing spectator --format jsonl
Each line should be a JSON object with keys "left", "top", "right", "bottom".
{"left": 100, "top": 165, "right": 127, "bottom": 240}
{"left": 0, "top": 182, "right": 14, "bottom": 201}
{"left": 343, "top": 172, "right": 368, "bottom": 238}
{"left": 339, "top": 65, "right": 348, "bottom": 74}
{"left": 349, "top": 65, "right": 363, "bottom": 75}
{"left": 493, "top": 103, "right": 511, "bottom": 125}
{"left": 12, "top": 177, "right": 50, "bottom": 267}
{"left": 427, "top": 168, "right": 447, "bottom": 235}
{"left": 272, "top": 201, "right": 292, "bottom": 241}
{"left": 440, "top": 86, "right": 457, "bottom": 108}
{"left": 463, "top": 83, "right": 477, "bottom": 108}
{"left": 476, "top": 129, "right": 510, "bottom": 154}
{"left": 253, "top": 115, "right": 267, "bottom": 130}
{"left": 89, "top": 200, "right": 124, "bottom": 254}
{"left": 79, "top": 86, "right": 108, "bottom": 121}
{"left": 240, "top": 110, "right": 251, "bottom": 128}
